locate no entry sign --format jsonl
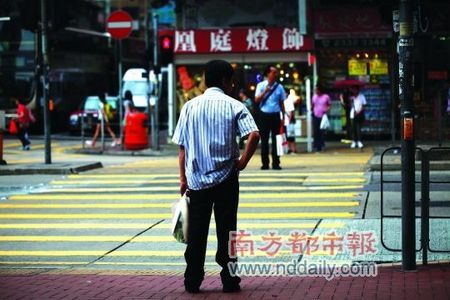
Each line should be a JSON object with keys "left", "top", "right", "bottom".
{"left": 106, "top": 10, "right": 133, "bottom": 40}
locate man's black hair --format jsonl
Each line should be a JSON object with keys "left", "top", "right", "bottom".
{"left": 98, "top": 92, "right": 106, "bottom": 104}
{"left": 204, "top": 60, "right": 234, "bottom": 88}
{"left": 264, "top": 64, "right": 276, "bottom": 76}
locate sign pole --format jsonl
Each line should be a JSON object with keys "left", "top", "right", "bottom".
{"left": 106, "top": 10, "right": 133, "bottom": 149}
{"left": 152, "top": 13, "right": 159, "bottom": 150}
{"left": 40, "top": 0, "right": 51, "bottom": 164}
{"left": 118, "top": 39, "right": 123, "bottom": 147}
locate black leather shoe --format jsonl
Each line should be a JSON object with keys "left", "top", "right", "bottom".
{"left": 223, "top": 284, "right": 241, "bottom": 293}
{"left": 185, "top": 286, "right": 200, "bottom": 294}
{"left": 272, "top": 165, "right": 282, "bottom": 170}
{"left": 260, "top": 165, "right": 269, "bottom": 170}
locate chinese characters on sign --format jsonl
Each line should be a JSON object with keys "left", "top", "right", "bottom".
{"left": 229, "top": 230, "right": 378, "bottom": 258}
{"left": 173, "top": 28, "right": 313, "bottom": 54}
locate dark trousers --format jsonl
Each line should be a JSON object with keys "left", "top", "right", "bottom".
{"left": 184, "top": 171, "right": 241, "bottom": 289}
{"left": 259, "top": 112, "right": 281, "bottom": 168}
{"left": 352, "top": 114, "right": 364, "bottom": 141}
{"left": 17, "top": 128, "right": 30, "bottom": 148}
{"left": 312, "top": 115, "right": 325, "bottom": 151}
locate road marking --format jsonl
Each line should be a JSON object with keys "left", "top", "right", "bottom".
{"left": 0, "top": 250, "right": 335, "bottom": 257}
{"left": 0, "top": 212, "right": 355, "bottom": 219}
{"left": 0, "top": 201, "right": 359, "bottom": 209}
{"left": 67, "top": 172, "right": 365, "bottom": 179}
{"left": 40, "top": 185, "right": 364, "bottom": 193}
{"left": 0, "top": 234, "right": 339, "bottom": 242}
{"left": 0, "top": 222, "right": 344, "bottom": 229}
{"left": 9, "top": 192, "right": 358, "bottom": 201}
{"left": 49, "top": 178, "right": 365, "bottom": 185}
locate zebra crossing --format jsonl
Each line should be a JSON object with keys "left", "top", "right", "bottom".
{"left": 0, "top": 168, "right": 368, "bottom": 270}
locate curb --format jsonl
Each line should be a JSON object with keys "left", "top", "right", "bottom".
{"left": 0, "top": 162, "right": 103, "bottom": 175}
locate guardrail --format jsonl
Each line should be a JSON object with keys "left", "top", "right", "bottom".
{"left": 380, "top": 146, "right": 450, "bottom": 265}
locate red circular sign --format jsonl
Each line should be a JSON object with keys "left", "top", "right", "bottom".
{"left": 106, "top": 10, "right": 133, "bottom": 40}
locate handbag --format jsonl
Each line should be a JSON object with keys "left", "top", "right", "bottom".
{"left": 286, "top": 122, "right": 296, "bottom": 138}
{"left": 9, "top": 119, "right": 18, "bottom": 135}
{"left": 320, "top": 114, "right": 330, "bottom": 130}
{"left": 171, "top": 191, "right": 190, "bottom": 244}
{"left": 276, "top": 125, "right": 288, "bottom": 156}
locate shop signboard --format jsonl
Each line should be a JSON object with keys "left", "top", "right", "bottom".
{"left": 369, "top": 59, "right": 389, "bottom": 75}
{"left": 348, "top": 59, "right": 367, "bottom": 76}
{"left": 314, "top": 7, "right": 391, "bottom": 39}
{"left": 172, "top": 28, "right": 314, "bottom": 54}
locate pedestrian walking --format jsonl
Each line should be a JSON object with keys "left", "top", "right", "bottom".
{"left": 284, "top": 89, "right": 301, "bottom": 154}
{"left": 339, "top": 88, "right": 352, "bottom": 139}
{"left": 13, "top": 98, "right": 34, "bottom": 150}
{"left": 312, "top": 85, "right": 331, "bottom": 152}
{"left": 123, "top": 90, "right": 135, "bottom": 121}
{"left": 254, "top": 65, "right": 286, "bottom": 170}
{"left": 172, "top": 60, "right": 260, "bottom": 294}
{"left": 349, "top": 85, "right": 367, "bottom": 148}
{"left": 89, "top": 93, "right": 120, "bottom": 148}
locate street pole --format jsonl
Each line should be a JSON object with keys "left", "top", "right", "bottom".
{"left": 152, "top": 13, "right": 160, "bottom": 150}
{"left": 40, "top": 0, "right": 51, "bottom": 164}
{"left": 399, "top": 0, "right": 416, "bottom": 271}
{"left": 118, "top": 40, "right": 123, "bottom": 147}
{"left": 305, "top": 77, "right": 312, "bottom": 153}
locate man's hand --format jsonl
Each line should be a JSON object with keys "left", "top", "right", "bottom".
{"left": 180, "top": 179, "right": 188, "bottom": 196}
{"left": 236, "top": 131, "right": 260, "bottom": 171}
{"left": 178, "top": 146, "right": 188, "bottom": 195}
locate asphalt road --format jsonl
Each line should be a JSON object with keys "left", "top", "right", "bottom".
{"left": 1, "top": 137, "right": 449, "bottom": 273}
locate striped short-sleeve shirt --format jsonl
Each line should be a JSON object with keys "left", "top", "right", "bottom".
{"left": 172, "top": 87, "right": 259, "bottom": 190}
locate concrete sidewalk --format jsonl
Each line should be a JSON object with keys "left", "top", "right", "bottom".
{"left": 0, "top": 262, "right": 449, "bottom": 299}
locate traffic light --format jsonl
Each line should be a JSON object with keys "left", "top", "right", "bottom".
{"left": 159, "top": 35, "right": 174, "bottom": 66}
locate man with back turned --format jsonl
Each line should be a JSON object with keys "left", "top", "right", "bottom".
{"left": 172, "top": 60, "right": 260, "bottom": 294}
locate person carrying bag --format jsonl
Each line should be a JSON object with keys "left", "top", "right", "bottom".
{"left": 254, "top": 65, "right": 287, "bottom": 170}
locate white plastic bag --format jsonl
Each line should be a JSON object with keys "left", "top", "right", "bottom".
{"left": 276, "top": 133, "right": 288, "bottom": 156}
{"left": 320, "top": 114, "right": 330, "bottom": 130}
{"left": 171, "top": 192, "right": 190, "bottom": 244}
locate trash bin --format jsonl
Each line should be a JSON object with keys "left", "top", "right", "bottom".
{"left": 124, "top": 112, "right": 149, "bottom": 150}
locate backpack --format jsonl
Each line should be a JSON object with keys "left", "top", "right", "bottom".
{"left": 104, "top": 103, "right": 114, "bottom": 121}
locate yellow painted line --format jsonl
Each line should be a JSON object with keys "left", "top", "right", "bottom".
{"left": 0, "top": 234, "right": 337, "bottom": 242}
{"left": 43, "top": 185, "right": 363, "bottom": 193}
{"left": 0, "top": 212, "right": 355, "bottom": 219}
{"left": 0, "top": 250, "right": 331, "bottom": 257}
{"left": 50, "top": 178, "right": 365, "bottom": 185}
{"left": 67, "top": 172, "right": 365, "bottom": 179}
{"left": 0, "top": 235, "right": 338, "bottom": 242}
{"left": 305, "top": 178, "right": 366, "bottom": 183}
{"left": 0, "top": 201, "right": 359, "bottom": 209}
{"left": 10, "top": 192, "right": 358, "bottom": 201}
{"left": 0, "top": 222, "right": 344, "bottom": 229}
{"left": 0, "top": 261, "right": 87, "bottom": 265}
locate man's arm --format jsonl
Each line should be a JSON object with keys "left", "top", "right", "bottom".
{"left": 254, "top": 86, "right": 271, "bottom": 104}
{"left": 178, "top": 146, "right": 188, "bottom": 195}
{"left": 236, "top": 131, "right": 260, "bottom": 171}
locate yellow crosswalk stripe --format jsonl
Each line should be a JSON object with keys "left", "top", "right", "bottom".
{"left": 0, "top": 212, "right": 355, "bottom": 219}
{"left": 0, "top": 250, "right": 338, "bottom": 257}
{"left": 9, "top": 192, "right": 358, "bottom": 201}
{"left": 50, "top": 178, "right": 365, "bottom": 185}
{"left": 0, "top": 201, "right": 359, "bottom": 209}
{"left": 0, "top": 222, "right": 344, "bottom": 229}
{"left": 42, "top": 185, "right": 363, "bottom": 193}
{"left": 0, "top": 234, "right": 340, "bottom": 242}
{"left": 67, "top": 172, "right": 365, "bottom": 179}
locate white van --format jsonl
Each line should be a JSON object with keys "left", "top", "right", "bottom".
{"left": 122, "top": 68, "right": 153, "bottom": 108}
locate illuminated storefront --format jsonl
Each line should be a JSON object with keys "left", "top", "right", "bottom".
{"left": 163, "top": 28, "right": 314, "bottom": 116}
